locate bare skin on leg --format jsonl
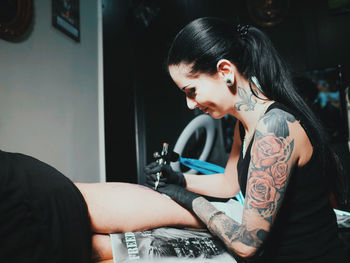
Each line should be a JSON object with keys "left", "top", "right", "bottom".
{"left": 75, "top": 182, "right": 203, "bottom": 261}
{"left": 92, "top": 234, "right": 113, "bottom": 262}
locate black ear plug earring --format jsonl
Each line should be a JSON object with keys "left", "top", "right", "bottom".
{"left": 226, "top": 78, "right": 237, "bottom": 93}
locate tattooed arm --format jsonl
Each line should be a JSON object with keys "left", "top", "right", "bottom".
{"left": 192, "top": 109, "right": 298, "bottom": 259}
{"left": 192, "top": 197, "right": 267, "bottom": 259}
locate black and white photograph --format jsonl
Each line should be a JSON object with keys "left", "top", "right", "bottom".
{"left": 110, "top": 227, "right": 237, "bottom": 263}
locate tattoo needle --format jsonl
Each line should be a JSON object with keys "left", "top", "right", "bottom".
{"left": 154, "top": 142, "right": 168, "bottom": 190}
{"left": 154, "top": 173, "right": 160, "bottom": 190}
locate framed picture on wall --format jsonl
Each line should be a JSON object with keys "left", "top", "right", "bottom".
{"left": 52, "top": 0, "right": 80, "bottom": 42}
{"left": 0, "top": 0, "right": 34, "bottom": 41}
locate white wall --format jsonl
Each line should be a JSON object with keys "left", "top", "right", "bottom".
{"left": 0, "top": 0, "right": 105, "bottom": 183}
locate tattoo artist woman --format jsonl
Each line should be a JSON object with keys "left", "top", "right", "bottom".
{"left": 145, "top": 17, "right": 348, "bottom": 262}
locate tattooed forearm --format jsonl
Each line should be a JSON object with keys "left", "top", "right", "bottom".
{"left": 212, "top": 217, "right": 268, "bottom": 248}
{"left": 193, "top": 197, "right": 268, "bottom": 252}
{"left": 193, "top": 197, "right": 218, "bottom": 223}
{"left": 234, "top": 86, "right": 257, "bottom": 111}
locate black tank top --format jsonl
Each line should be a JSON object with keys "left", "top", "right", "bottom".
{"left": 237, "top": 102, "right": 348, "bottom": 263}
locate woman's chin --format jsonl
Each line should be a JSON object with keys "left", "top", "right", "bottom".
{"left": 208, "top": 111, "right": 223, "bottom": 119}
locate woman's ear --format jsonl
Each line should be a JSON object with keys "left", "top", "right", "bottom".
{"left": 217, "top": 59, "right": 236, "bottom": 89}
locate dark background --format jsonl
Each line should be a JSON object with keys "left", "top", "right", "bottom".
{"left": 102, "top": 0, "right": 350, "bottom": 209}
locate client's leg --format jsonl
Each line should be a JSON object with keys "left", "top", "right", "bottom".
{"left": 75, "top": 182, "right": 202, "bottom": 234}
{"left": 92, "top": 234, "right": 112, "bottom": 262}
{"left": 78, "top": 182, "right": 203, "bottom": 261}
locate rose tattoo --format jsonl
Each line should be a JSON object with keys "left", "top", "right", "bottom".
{"left": 247, "top": 170, "right": 276, "bottom": 209}
{"left": 247, "top": 129, "right": 294, "bottom": 222}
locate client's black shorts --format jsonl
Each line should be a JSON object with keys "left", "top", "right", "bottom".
{"left": 0, "top": 150, "right": 92, "bottom": 263}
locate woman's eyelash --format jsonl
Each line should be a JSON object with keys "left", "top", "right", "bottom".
{"left": 186, "top": 88, "right": 196, "bottom": 98}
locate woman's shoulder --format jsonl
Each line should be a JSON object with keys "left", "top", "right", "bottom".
{"left": 257, "top": 106, "right": 298, "bottom": 138}
{"left": 256, "top": 106, "right": 313, "bottom": 167}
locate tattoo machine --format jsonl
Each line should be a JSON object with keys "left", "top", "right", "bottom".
{"left": 153, "top": 142, "right": 169, "bottom": 190}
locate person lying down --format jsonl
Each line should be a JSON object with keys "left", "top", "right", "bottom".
{"left": 0, "top": 149, "right": 227, "bottom": 263}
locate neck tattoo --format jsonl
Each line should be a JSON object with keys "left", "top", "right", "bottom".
{"left": 242, "top": 102, "right": 272, "bottom": 157}
{"left": 234, "top": 86, "right": 257, "bottom": 112}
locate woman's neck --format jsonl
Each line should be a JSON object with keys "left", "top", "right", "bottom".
{"left": 230, "top": 84, "right": 273, "bottom": 136}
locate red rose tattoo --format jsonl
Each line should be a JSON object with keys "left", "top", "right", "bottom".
{"left": 247, "top": 131, "right": 294, "bottom": 222}
{"left": 271, "top": 161, "right": 288, "bottom": 189}
{"left": 247, "top": 170, "right": 276, "bottom": 209}
{"left": 252, "top": 134, "right": 285, "bottom": 169}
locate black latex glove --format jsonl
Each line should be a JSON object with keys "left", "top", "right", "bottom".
{"left": 156, "top": 184, "right": 200, "bottom": 211}
{"left": 144, "top": 162, "right": 186, "bottom": 188}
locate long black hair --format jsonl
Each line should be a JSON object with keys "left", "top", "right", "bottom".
{"left": 167, "top": 17, "right": 342, "bottom": 187}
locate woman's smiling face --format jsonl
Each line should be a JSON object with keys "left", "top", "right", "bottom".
{"left": 168, "top": 63, "right": 233, "bottom": 119}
